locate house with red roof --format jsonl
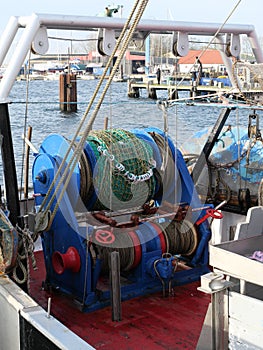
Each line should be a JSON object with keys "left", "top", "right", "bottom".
{"left": 178, "top": 49, "right": 226, "bottom": 76}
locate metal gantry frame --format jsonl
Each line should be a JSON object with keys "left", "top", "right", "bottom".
{"left": 0, "top": 13, "right": 263, "bottom": 102}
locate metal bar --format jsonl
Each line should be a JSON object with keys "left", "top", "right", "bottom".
{"left": 211, "top": 289, "right": 228, "bottom": 350}
{"left": 248, "top": 30, "right": 263, "bottom": 63}
{"left": 109, "top": 251, "right": 122, "bottom": 322}
{"left": 0, "top": 16, "right": 19, "bottom": 67}
{"left": 17, "top": 15, "right": 257, "bottom": 35}
{"left": 240, "top": 279, "right": 246, "bottom": 294}
{"left": 0, "top": 13, "right": 40, "bottom": 103}
{"left": 0, "top": 14, "right": 262, "bottom": 103}
{"left": 191, "top": 107, "right": 233, "bottom": 184}
{"left": 215, "top": 35, "right": 241, "bottom": 89}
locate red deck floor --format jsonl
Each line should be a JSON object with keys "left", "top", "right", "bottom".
{"left": 29, "top": 251, "right": 211, "bottom": 350}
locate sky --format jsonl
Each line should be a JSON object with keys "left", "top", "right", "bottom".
{"left": 0, "top": 0, "right": 262, "bottom": 36}
{"left": 0, "top": 0, "right": 262, "bottom": 59}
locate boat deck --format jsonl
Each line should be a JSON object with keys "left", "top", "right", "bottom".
{"left": 28, "top": 251, "right": 211, "bottom": 349}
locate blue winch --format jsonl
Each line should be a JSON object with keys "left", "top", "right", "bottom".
{"left": 32, "top": 127, "right": 211, "bottom": 311}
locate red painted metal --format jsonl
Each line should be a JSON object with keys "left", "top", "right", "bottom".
{"left": 94, "top": 229, "right": 116, "bottom": 244}
{"left": 150, "top": 222, "right": 167, "bottom": 253}
{"left": 29, "top": 251, "right": 211, "bottom": 349}
{"left": 196, "top": 208, "right": 223, "bottom": 226}
{"left": 52, "top": 246, "right": 81, "bottom": 274}
{"left": 128, "top": 230, "right": 142, "bottom": 269}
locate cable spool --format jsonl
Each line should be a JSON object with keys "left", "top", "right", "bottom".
{"left": 67, "top": 139, "right": 94, "bottom": 206}
{"left": 92, "top": 228, "right": 135, "bottom": 274}
{"left": 91, "top": 218, "right": 197, "bottom": 275}
{"left": 92, "top": 222, "right": 167, "bottom": 274}
{"left": 160, "top": 219, "right": 198, "bottom": 256}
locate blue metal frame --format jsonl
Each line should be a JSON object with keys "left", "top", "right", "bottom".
{"left": 32, "top": 128, "right": 211, "bottom": 312}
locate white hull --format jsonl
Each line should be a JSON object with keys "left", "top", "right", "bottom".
{"left": 0, "top": 274, "right": 93, "bottom": 349}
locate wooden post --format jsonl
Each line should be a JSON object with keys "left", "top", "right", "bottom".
{"left": 109, "top": 251, "right": 122, "bottom": 321}
{"left": 148, "top": 88, "right": 157, "bottom": 99}
{"left": 59, "top": 73, "right": 77, "bottom": 112}
{"left": 168, "top": 88, "right": 178, "bottom": 100}
{"left": 127, "top": 79, "right": 140, "bottom": 98}
{"left": 147, "top": 80, "right": 157, "bottom": 99}
{"left": 104, "top": 116, "right": 109, "bottom": 130}
{"left": 211, "top": 290, "right": 228, "bottom": 350}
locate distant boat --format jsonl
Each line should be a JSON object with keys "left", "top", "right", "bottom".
{"left": 17, "top": 72, "right": 45, "bottom": 81}
{"left": 113, "top": 73, "right": 129, "bottom": 82}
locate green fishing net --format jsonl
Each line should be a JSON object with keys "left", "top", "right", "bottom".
{"left": 87, "top": 129, "right": 156, "bottom": 210}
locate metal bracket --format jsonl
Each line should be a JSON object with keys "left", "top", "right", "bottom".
{"left": 172, "top": 31, "right": 189, "bottom": 57}
{"left": 198, "top": 272, "right": 233, "bottom": 294}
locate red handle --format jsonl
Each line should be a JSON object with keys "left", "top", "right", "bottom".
{"left": 196, "top": 208, "right": 223, "bottom": 226}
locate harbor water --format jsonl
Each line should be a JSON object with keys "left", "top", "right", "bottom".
{"left": 1, "top": 78, "right": 253, "bottom": 188}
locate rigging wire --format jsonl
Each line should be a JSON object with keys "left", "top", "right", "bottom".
{"left": 171, "top": 0, "right": 242, "bottom": 91}
{"left": 108, "top": 68, "right": 114, "bottom": 214}
{"left": 48, "top": 36, "right": 97, "bottom": 42}
{"left": 49, "top": 0, "right": 150, "bottom": 222}
{"left": 195, "top": 0, "right": 242, "bottom": 62}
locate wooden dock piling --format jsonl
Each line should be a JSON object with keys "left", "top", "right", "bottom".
{"left": 127, "top": 79, "right": 140, "bottom": 98}
{"left": 59, "top": 73, "right": 77, "bottom": 112}
{"left": 147, "top": 80, "right": 157, "bottom": 99}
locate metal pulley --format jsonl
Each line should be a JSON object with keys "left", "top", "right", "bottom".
{"left": 225, "top": 33, "right": 241, "bottom": 58}
{"left": 172, "top": 31, "right": 189, "bottom": 57}
{"left": 31, "top": 26, "right": 49, "bottom": 55}
{"left": 97, "top": 28, "right": 116, "bottom": 56}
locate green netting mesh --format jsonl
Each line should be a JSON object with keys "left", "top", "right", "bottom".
{"left": 87, "top": 129, "right": 156, "bottom": 210}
